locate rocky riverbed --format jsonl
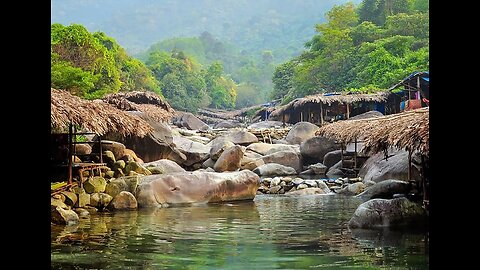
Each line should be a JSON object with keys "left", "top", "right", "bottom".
{"left": 52, "top": 113, "right": 427, "bottom": 229}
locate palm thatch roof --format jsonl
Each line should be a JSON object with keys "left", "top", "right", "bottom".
{"left": 315, "top": 107, "right": 429, "bottom": 156}
{"left": 51, "top": 88, "right": 153, "bottom": 137}
{"left": 270, "top": 91, "right": 390, "bottom": 117}
{"left": 102, "top": 91, "right": 174, "bottom": 122}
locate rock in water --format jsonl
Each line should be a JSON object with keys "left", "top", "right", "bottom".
{"left": 348, "top": 197, "right": 426, "bottom": 228}
{"left": 89, "top": 193, "right": 113, "bottom": 209}
{"left": 136, "top": 170, "right": 260, "bottom": 207}
{"left": 356, "top": 179, "right": 411, "bottom": 200}
{"left": 108, "top": 191, "right": 138, "bottom": 210}
{"left": 51, "top": 206, "right": 79, "bottom": 225}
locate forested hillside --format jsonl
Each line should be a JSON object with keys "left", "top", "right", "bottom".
{"left": 271, "top": 0, "right": 429, "bottom": 104}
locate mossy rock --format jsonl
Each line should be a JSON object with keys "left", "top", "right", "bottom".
{"left": 103, "top": 150, "right": 116, "bottom": 166}
{"left": 76, "top": 193, "right": 90, "bottom": 208}
{"left": 89, "top": 193, "right": 113, "bottom": 209}
{"left": 84, "top": 176, "right": 107, "bottom": 194}
{"left": 125, "top": 162, "right": 151, "bottom": 176}
{"left": 112, "top": 160, "right": 126, "bottom": 171}
{"left": 104, "top": 170, "right": 115, "bottom": 179}
{"left": 61, "top": 191, "right": 78, "bottom": 207}
{"left": 105, "top": 178, "right": 128, "bottom": 197}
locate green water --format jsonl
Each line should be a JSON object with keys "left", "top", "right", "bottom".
{"left": 51, "top": 195, "right": 428, "bottom": 269}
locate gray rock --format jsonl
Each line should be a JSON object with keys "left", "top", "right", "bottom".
{"left": 209, "top": 138, "right": 235, "bottom": 161}
{"left": 300, "top": 136, "right": 339, "bottom": 162}
{"left": 286, "top": 187, "right": 327, "bottom": 196}
{"left": 285, "top": 122, "right": 320, "bottom": 145}
{"left": 222, "top": 130, "right": 259, "bottom": 145}
{"left": 348, "top": 110, "right": 383, "bottom": 120}
{"left": 84, "top": 176, "right": 107, "bottom": 194}
{"left": 348, "top": 197, "right": 426, "bottom": 228}
{"left": 337, "top": 182, "right": 366, "bottom": 196}
{"left": 144, "top": 159, "right": 186, "bottom": 174}
{"left": 214, "top": 120, "right": 242, "bottom": 129}
{"left": 201, "top": 158, "right": 215, "bottom": 169}
{"left": 108, "top": 191, "right": 138, "bottom": 210}
{"left": 359, "top": 150, "right": 421, "bottom": 183}
{"left": 270, "top": 177, "right": 282, "bottom": 186}
{"left": 309, "top": 163, "right": 328, "bottom": 175}
{"left": 297, "top": 183, "right": 308, "bottom": 190}
{"left": 174, "top": 112, "right": 209, "bottom": 131}
{"left": 326, "top": 161, "right": 345, "bottom": 178}
{"left": 214, "top": 145, "right": 244, "bottom": 172}
{"left": 323, "top": 150, "right": 343, "bottom": 168}
{"left": 304, "top": 180, "right": 318, "bottom": 187}
{"left": 246, "top": 143, "right": 298, "bottom": 156}
{"left": 299, "top": 168, "right": 314, "bottom": 175}
{"left": 292, "top": 178, "right": 304, "bottom": 185}
{"left": 260, "top": 150, "right": 303, "bottom": 173}
{"left": 173, "top": 136, "right": 210, "bottom": 166}
{"left": 253, "top": 163, "right": 297, "bottom": 176}
{"left": 51, "top": 206, "right": 79, "bottom": 225}
{"left": 268, "top": 185, "right": 282, "bottom": 194}
{"left": 357, "top": 179, "right": 411, "bottom": 200}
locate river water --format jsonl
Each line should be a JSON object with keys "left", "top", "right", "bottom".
{"left": 51, "top": 194, "right": 428, "bottom": 269}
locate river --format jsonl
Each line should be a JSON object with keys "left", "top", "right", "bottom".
{"left": 51, "top": 194, "right": 428, "bottom": 269}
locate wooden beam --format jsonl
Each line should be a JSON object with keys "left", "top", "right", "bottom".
{"left": 346, "top": 103, "right": 350, "bottom": 119}
{"left": 320, "top": 103, "right": 324, "bottom": 125}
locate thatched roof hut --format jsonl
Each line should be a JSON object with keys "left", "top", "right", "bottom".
{"left": 316, "top": 107, "right": 429, "bottom": 156}
{"left": 102, "top": 91, "right": 174, "bottom": 122}
{"left": 51, "top": 88, "right": 153, "bottom": 137}
{"left": 270, "top": 91, "right": 390, "bottom": 118}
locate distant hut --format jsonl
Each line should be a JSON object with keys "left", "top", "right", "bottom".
{"left": 316, "top": 107, "right": 429, "bottom": 207}
{"left": 388, "top": 71, "right": 429, "bottom": 112}
{"left": 269, "top": 91, "right": 391, "bottom": 125}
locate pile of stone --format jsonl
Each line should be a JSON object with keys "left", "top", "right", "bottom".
{"left": 257, "top": 177, "right": 331, "bottom": 195}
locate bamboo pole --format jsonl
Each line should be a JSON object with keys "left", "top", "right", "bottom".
{"left": 67, "top": 122, "right": 73, "bottom": 185}
{"left": 346, "top": 103, "right": 350, "bottom": 119}
{"left": 320, "top": 103, "right": 324, "bottom": 125}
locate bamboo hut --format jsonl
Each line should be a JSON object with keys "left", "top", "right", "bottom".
{"left": 269, "top": 91, "right": 391, "bottom": 125}
{"left": 102, "top": 91, "right": 175, "bottom": 123}
{"left": 51, "top": 88, "right": 153, "bottom": 137}
{"left": 51, "top": 88, "right": 156, "bottom": 189}
{"left": 316, "top": 107, "right": 429, "bottom": 207}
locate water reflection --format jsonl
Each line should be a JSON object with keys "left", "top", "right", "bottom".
{"left": 52, "top": 195, "right": 428, "bottom": 269}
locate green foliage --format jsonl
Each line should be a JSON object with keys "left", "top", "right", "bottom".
{"left": 272, "top": 0, "right": 429, "bottom": 103}
{"left": 51, "top": 23, "right": 161, "bottom": 99}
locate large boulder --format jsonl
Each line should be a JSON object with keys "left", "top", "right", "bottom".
{"left": 173, "top": 136, "right": 210, "bottom": 166}
{"left": 51, "top": 206, "right": 79, "bottom": 225}
{"left": 240, "top": 150, "right": 264, "bottom": 167}
{"left": 253, "top": 163, "right": 297, "bottom": 176}
{"left": 84, "top": 176, "right": 107, "bottom": 194}
{"left": 357, "top": 179, "right": 411, "bottom": 200}
{"left": 309, "top": 163, "right": 328, "bottom": 175}
{"left": 144, "top": 159, "right": 186, "bottom": 174}
{"left": 173, "top": 112, "right": 209, "bottom": 131}
{"left": 246, "top": 143, "right": 298, "bottom": 156}
{"left": 222, "top": 130, "right": 259, "bottom": 145}
{"left": 214, "top": 145, "right": 244, "bottom": 172}
{"left": 348, "top": 197, "right": 426, "bottom": 228}
{"left": 300, "top": 136, "right": 339, "bottom": 162}
{"left": 323, "top": 150, "right": 343, "bottom": 168}
{"left": 209, "top": 138, "right": 235, "bottom": 161}
{"left": 99, "top": 140, "right": 126, "bottom": 160}
{"left": 285, "top": 122, "right": 319, "bottom": 145}
{"left": 74, "top": 144, "right": 91, "bottom": 155}
{"left": 136, "top": 170, "right": 260, "bottom": 207}
{"left": 349, "top": 110, "right": 383, "bottom": 120}
{"left": 359, "top": 150, "right": 421, "bottom": 183}
{"left": 247, "top": 121, "right": 286, "bottom": 129}
{"left": 108, "top": 191, "right": 138, "bottom": 210}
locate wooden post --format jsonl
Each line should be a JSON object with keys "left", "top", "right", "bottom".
{"left": 282, "top": 113, "right": 286, "bottom": 127}
{"left": 308, "top": 106, "right": 311, "bottom": 123}
{"left": 99, "top": 135, "right": 103, "bottom": 163}
{"left": 408, "top": 149, "right": 412, "bottom": 181}
{"left": 354, "top": 137, "right": 357, "bottom": 171}
{"left": 67, "top": 123, "right": 73, "bottom": 185}
{"left": 320, "top": 103, "right": 324, "bottom": 125}
{"left": 346, "top": 103, "right": 350, "bottom": 119}
{"left": 421, "top": 155, "right": 428, "bottom": 208}
{"left": 300, "top": 111, "right": 303, "bottom": 122}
